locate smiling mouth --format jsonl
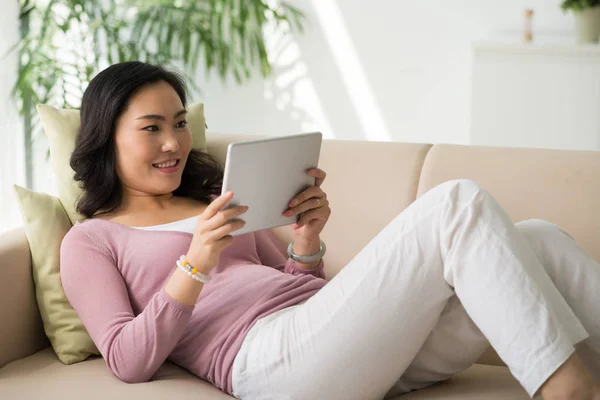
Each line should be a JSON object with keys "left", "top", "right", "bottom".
{"left": 152, "top": 160, "right": 180, "bottom": 168}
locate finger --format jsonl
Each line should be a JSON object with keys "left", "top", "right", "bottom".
{"left": 209, "top": 218, "right": 246, "bottom": 240}
{"left": 213, "top": 234, "right": 234, "bottom": 248}
{"left": 208, "top": 205, "right": 248, "bottom": 230}
{"left": 285, "top": 197, "right": 328, "bottom": 217}
{"left": 219, "top": 205, "right": 249, "bottom": 222}
{"left": 203, "top": 191, "right": 235, "bottom": 219}
{"left": 308, "top": 168, "right": 327, "bottom": 188}
{"left": 288, "top": 186, "right": 326, "bottom": 208}
{"left": 294, "top": 208, "right": 325, "bottom": 228}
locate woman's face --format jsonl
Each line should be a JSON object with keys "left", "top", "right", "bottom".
{"left": 113, "top": 81, "right": 192, "bottom": 198}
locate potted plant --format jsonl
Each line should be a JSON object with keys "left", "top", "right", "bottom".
{"left": 562, "top": 0, "right": 600, "bottom": 43}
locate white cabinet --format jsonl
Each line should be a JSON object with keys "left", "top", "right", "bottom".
{"left": 470, "top": 43, "right": 600, "bottom": 151}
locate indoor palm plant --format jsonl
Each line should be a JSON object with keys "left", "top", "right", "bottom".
{"left": 8, "top": 0, "right": 304, "bottom": 187}
{"left": 562, "top": 0, "right": 600, "bottom": 43}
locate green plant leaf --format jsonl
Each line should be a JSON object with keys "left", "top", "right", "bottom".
{"left": 561, "top": 0, "right": 600, "bottom": 11}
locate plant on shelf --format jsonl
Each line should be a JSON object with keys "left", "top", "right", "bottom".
{"left": 560, "top": 0, "right": 600, "bottom": 44}
{"left": 561, "top": 0, "right": 600, "bottom": 12}
{"left": 7, "top": 0, "right": 304, "bottom": 187}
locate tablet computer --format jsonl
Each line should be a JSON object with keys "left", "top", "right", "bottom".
{"left": 220, "top": 131, "right": 323, "bottom": 236}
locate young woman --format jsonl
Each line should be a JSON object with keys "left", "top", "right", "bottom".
{"left": 60, "top": 61, "right": 600, "bottom": 400}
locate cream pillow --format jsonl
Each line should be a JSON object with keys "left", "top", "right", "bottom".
{"left": 13, "top": 185, "right": 100, "bottom": 364}
{"left": 37, "top": 103, "right": 207, "bottom": 223}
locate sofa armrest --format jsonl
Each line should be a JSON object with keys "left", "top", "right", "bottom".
{"left": 0, "top": 228, "right": 49, "bottom": 368}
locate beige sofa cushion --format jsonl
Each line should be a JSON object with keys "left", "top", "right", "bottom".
{"left": 417, "top": 144, "right": 600, "bottom": 263}
{"left": 315, "top": 140, "right": 432, "bottom": 277}
{"left": 0, "top": 347, "right": 528, "bottom": 400}
{"left": 0, "top": 348, "right": 233, "bottom": 400}
{"left": 0, "top": 228, "right": 49, "bottom": 369}
{"left": 399, "top": 363, "right": 529, "bottom": 399}
{"left": 205, "top": 133, "right": 433, "bottom": 278}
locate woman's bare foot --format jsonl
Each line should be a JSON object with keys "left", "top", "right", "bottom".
{"left": 539, "top": 354, "right": 599, "bottom": 399}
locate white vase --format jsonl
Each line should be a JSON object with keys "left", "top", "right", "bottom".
{"left": 574, "top": 6, "right": 600, "bottom": 43}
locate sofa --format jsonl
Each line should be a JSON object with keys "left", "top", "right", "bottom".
{"left": 1, "top": 132, "right": 599, "bottom": 399}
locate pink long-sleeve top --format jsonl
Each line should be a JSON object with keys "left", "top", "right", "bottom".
{"left": 59, "top": 218, "right": 327, "bottom": 394}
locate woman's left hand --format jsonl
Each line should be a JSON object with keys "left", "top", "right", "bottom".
{"left": 282, "top": 168, "right": 331, "bottom": 242}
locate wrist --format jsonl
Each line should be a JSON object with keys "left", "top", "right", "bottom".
{"left": 184, "top": 253, "right": 211, "bottom": 274}
{"left": 293, "top": 258, "right": 322, "bottom": 271}
{"left": 292, "top": 238, "right": 321, "bottom": 255}
{"left": 288, "top": 237, "right": 325, "bottom": 270}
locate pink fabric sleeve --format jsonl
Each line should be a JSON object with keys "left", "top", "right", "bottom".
{"left": 60, "top": 228, "right": 194, "bottom": 383}
{"left": 253, "top": 229, "right": 326, "bottom": 279}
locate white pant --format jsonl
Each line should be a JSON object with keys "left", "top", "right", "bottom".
{"left": 231, "top": 180, "right": 598, "bottom": 399}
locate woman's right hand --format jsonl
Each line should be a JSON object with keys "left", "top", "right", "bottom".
{"left": 185, "top": 191, "right": 248, "bottom": 273}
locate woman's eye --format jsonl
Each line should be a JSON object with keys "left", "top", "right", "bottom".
{"left": 142, "top": 121, "right": 186, "bottom": 131}
{"left": 143, "top": 125, "right": 159, "bottom": 132}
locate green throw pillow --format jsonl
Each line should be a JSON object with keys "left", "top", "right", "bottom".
{"left": 13, "top": 185, "right": 99, "bottom": 364}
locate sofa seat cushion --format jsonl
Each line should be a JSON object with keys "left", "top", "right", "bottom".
{"left": 0, "top": 347, "right": 530, "bottom": 399}
{"left": 399, "top": 363, "right": 529, "bottom": 399}
{"left": 0, "top": 347, "right": 233, "bottom": 400}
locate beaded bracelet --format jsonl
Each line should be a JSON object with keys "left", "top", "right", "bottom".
{"left": 176, "top": 255, "right": 211, "bottom": 284}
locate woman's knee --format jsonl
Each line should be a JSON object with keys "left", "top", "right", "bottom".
{"left": 431, "top": 179, "right": 487, "bottom": 199}
{"left": 516, "top": 219, "right": 575, "bottom": 243}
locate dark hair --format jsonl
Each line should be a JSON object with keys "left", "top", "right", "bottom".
{"left": 70, "top": 61, "right": 223, "bottom": 218}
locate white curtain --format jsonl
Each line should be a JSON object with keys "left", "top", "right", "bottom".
{"left": 0, "top": 1, "right": 25, "bottom": 233}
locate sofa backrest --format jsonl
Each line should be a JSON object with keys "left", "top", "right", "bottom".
{"left": 418, "top": 144, "right": 600, "bottom": 263}
{"left": 208, "top": 134, "right": 600, "bottom": 273}
{"left": 206, "top": 133, "right": 433, "bottom": 277}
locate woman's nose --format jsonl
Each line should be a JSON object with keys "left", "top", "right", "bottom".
{"left": 162, "top": 132, "right": 180, "bottom": 152}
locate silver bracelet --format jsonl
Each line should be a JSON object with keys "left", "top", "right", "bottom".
{"left": 287, "top": 240, "right": 326, "bottom": 263}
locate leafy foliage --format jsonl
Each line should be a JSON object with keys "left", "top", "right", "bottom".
{"left": 8, "top": 0, "right": 305, "bottom": 115}
{"left": 561, "top": 0, "right": 600, "bottom": 12}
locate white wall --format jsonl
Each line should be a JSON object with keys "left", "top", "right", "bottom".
{"left": 471, "top": 43, "right": 600, "bottom": 151}
{"left": 196, "top": 0, "right": 573, "bottom": 145}
{"left": 0, "top": 0, "right": 25, "bottom": 232}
